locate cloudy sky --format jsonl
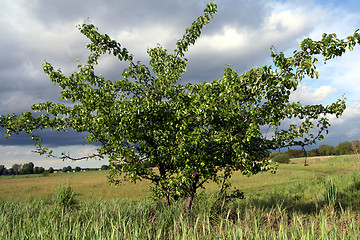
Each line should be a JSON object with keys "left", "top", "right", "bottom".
{"left": 0, "top": 0, "right": 359, "bottom": 169}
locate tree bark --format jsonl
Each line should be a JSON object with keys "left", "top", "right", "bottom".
{"left": 185, "top": 172, "right": 200, "bottom": 211}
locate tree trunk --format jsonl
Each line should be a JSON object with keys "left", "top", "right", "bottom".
{"left": 163, "top": 190, "right": 171, "bottom": 206}
{"left": 157, "top": 162, "right": 171, "bottom": 205}
{"left": 185, "top": 172, "right": 200, "bottom": 211}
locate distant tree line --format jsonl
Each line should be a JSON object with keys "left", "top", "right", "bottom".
{"left": 0, "top": 162, "right": 45, "bottom": 176}
{"left": 270, "top": 140, "right": 360, "bottom": 164}
{"left": 286, "top": 140, "right": 360, "bottom": 158}
{"left": 1, "top": 140, "right": 357, "bottom": 174}
{"left": 0, "top": 163, "right": 110, "bottom": 176}
{"left": 2, "top": 140, "right": 355, "bottom": 174}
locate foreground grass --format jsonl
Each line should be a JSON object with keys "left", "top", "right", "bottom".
{"left": 1, "top": 154, "right": 360, "bottom": 239}
{"left": 1, "top": 164, "right": 360, "bottom": 239}
{"left": 1, "top": 173, "right": 360, "bottom": 239}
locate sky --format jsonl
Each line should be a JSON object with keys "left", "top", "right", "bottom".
{"left": 0, "top": 0, "right": 359, "bottom": 169}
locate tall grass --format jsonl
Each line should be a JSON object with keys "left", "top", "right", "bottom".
{"left": 0, "top": 197, "right": 359, "bottom": 239}
{"left": 1, "top": 171, "right": 360, "bottom": 239}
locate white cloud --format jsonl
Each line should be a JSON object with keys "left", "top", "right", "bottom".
{"left": 1, "top": 0, "right": 360, "bottom": 167}
{"left": 0, "top": 145, "right": 106, "bottom": 169}
{"left": 316, "top": 51, "right": 360, "bottom": 102}
{"left": 72, "top": 145, "right": 99, "bottom": 157}
{"left": 192, "top": 5, "right": 313, "bottom": 56}
{"left": 329, "top": 102, "right": 360, "bottom": 125}
{"left": 321, "top": 102, "right": 360, "bottom": 145}
{"left": 290, "top": 84, "right": 337, "bottom": 105}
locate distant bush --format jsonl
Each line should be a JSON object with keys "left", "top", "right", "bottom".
{"left": 66, "top": 166, "right": 73, "bottom": 173}
{"left": 74, "top": 166, "right": 81, "bottom": 172}
{"left": 271, "top": 153, "right": 290, "bottom": 164}
{"left": 101, "top": 165, "right": 109, "bottom": 170}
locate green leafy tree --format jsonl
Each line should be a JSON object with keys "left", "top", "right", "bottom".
{"left": 334, "top": 141, "right": 353, "bottom": 155}
{"left": 62, "top": 167, "right": 68, "bottom": 173}
{"left": 48, "top": 167, "right": 54, "bottom": 173}
{"left": 74, "top": 166, "right": 81, "bottom": 172}
{"left": 6, "top": 168, "right": 14, "bottom": 175}
{"left": 0, "top": 165, "right": 5, "bottom": 176}
{"left": 22, "top": 162, "right": 34, "bottom": 174}
{"left": 307, "top": 148, "right": 320, "bottom": 157}
{"left": 286, "top": 149, "right": 306, "bottom": 159}
{"left": 319, "top": 144, "right": 335, "bottom": 156}
{"left": 101, "top": 165, "right": 109, "bottom": 171}
{"left": 66, "top": 166, "right": 73, "bottom": 173}
{"left": 34, "top": 166, "right": 45, "bottom": 174}
{"left": 11, "top": 164, "right": 22, "bottom": 175}
{"left": 0, "top": 2, "right": 358, "bottom": 210}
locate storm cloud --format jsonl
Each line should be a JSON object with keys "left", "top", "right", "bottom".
{"left": 0, "top": 0, "right": 359, "bottom": 167}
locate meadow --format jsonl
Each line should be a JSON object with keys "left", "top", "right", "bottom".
{"left": 1, "top": 154, "right": 360, "bottom": 239}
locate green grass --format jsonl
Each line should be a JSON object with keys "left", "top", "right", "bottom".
{"left": 0, "top": 170, "right": 150, "bottom": 201}
{"left": 1, "top": 154, "right": 359, "bottom": 201}
{"left": 1, "top": 154, "right": 360, "bottom": 239}
{"left": 1, "top": 175, "right": 360, "bottom": 239}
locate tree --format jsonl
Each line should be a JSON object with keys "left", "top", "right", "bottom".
{"left": 101, "top": 165, "right": 109, "bottom": 171}
{"left": 0, "top": 165, "right": 5, "bottom": 176}
{"left": 334, "top": 141, "right": 353, "bottom": 155}
{"left": 307, "top": 148, "right": 320, "bottom": 157}
{"left": 74, "top": 166, "right": 81, "bottom": 172}
{"left": 48, "top": 167, "right": 54, "bottom": 173}
{"left": 6, "top": 168, "right": 15, "bottom": 175}
{"left": 286, "top": 149, "right": 306, "bottom": 159}
{"left": 22, "top": 162, "right": 34, "bottom": 174}
{"left": 66, "top": 166, "right": 73, "bottom": 173}
{"left": 319, "top": 144, "right": 335, "bottom": 156}
{"left": 62, "top": 167, "right": 68, "bottom": 173}
{"left": 11, "top": 164, "right": 22, "bottom": 175}
{"left": 34, "top": 166, "right": 45, "bottom": 174}
{"left": 0, "top": 2, "right": 357, "bottom": 210}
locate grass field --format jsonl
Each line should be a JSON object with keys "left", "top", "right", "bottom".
{"left": 1, "top": 154, "right": 359, "bottom": 201}
{"left": 1, "top": 154, "right": 360, "bottom": 239}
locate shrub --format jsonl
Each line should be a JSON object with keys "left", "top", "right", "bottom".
{"left": 324, "top": 178, "right": 337, "bottom": 206}
{"left": 53, "top": 182, "right": 78, "bottom": 210}
{"left": 100, "top": 165, "right": 109, "bottom": 171}
{"left": 42, "top": 170, "right": 50, "bottom": 177}
{"left": 272, "top": 153, "right": 291, "bottom": 164}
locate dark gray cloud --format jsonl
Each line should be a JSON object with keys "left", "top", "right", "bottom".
{"left": 0, "top": 129, "right": 90, "bottom": 147}
{"left": 32, "top": 0, "right": 213, "bottom": 32}
{"left": 0, "top": 0, "right": 359, "bottom": 152}
{"left": 31, "top": 0, "right": 269, "bottom": 30}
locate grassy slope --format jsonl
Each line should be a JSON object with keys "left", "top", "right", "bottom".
{"left": 0, "top": 171, "right": 150, "bottom": 201}
{"left": 1, "top": 154, "right": 360, "bottom": 239}
{"left": 1, "top": 154, "right": 359, "bottom": 201}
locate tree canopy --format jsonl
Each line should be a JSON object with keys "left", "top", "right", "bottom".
{"left": 1, "top": 2, "right": 358, "bottom": 209}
